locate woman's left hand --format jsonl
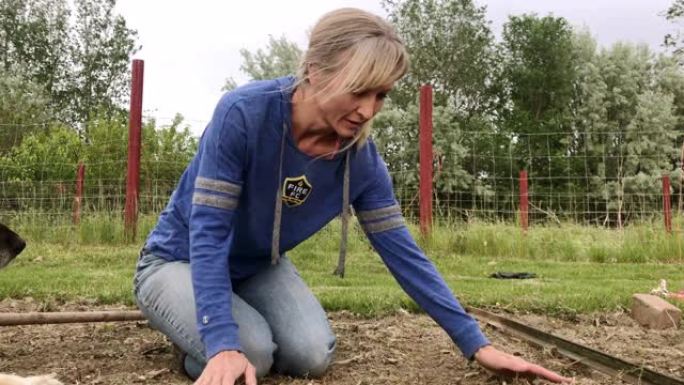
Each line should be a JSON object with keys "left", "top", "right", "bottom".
{"left": 474, "top": 345, "right": 574, "bottom": 383}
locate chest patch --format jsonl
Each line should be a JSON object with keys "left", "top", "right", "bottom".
{"left": 282, "top": 175, "right": 312, "bottom": 207}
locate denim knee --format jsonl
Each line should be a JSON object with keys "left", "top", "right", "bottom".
{"left": 181, "top": 302, "right": 278, "bottom": 379}
{"left": 277, "top": 333, "right": 336, "bottom": 377}
{"left": 242, "top": 334, "right": 276, "bottom": 378}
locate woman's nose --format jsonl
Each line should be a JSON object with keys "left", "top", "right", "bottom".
{"left": 357, "top": 96, "right": 376, "bottom": 120}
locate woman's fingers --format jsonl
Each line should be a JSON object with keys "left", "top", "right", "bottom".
{"left": 475, "top": 345, "right": 574, "bottom": 383}
{"left": 526, "top": 363, "right": 574, "bottom": 383}
{"left": 244, "top": 363, "right": 258, "bottom": 385}
{"left": 193, "top": 350, "right": 256, "bottom": 385}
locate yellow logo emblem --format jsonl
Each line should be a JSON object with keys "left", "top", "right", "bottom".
{"left": 282, "top": 175, "right": 312, "bottom": 207}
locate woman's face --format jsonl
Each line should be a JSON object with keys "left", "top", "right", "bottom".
{"left": 311, "top": 74, "right": 394, "bottom": 139}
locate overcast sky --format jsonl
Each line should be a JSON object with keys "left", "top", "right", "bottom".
{"left": 114, "top": 0, "right": 676, "bottom": 136}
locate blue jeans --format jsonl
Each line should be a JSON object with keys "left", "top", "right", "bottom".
{"left": 133, "top": 252, "right": 336, "bottom": 380}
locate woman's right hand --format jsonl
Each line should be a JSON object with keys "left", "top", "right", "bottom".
{"left": 194, "top": 350, "right": 257, "bottom": 385}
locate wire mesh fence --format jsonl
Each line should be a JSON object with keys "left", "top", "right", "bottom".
{"left": 386, "top": 129, "right": 684, "bottom": 230}
{"left": 1, "top": 118, "right": 682, "bottom": 240}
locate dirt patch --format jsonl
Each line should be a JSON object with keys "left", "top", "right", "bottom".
{"left": 0, "top": 299, "right": 681, "bottom": 384}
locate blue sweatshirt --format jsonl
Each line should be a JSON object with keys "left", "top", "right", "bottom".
{"left": 144, "top": 76, "right": 489, "bottom": 360}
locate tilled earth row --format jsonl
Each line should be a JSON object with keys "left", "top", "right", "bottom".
{"left": 0, "top": 299, "right": 681, "bottom": 384}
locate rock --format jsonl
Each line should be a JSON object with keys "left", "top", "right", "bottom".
{"left": 631, "top": 294, "right": 681, "bottom": 330}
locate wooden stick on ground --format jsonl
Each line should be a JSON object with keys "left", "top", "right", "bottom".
{"left": 0, "top": 310, "right": 144, "bottom": 326}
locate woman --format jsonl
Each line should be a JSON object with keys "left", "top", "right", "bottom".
{"left": 134, "top": 7, "right": 573, "bottom": 385}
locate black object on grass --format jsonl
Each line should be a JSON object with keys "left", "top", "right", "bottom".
{"left": 489, "top": 272, "right": 537, "bottom": 279}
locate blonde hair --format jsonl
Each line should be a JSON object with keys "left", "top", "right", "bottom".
{"left": 296, "top": 8, "right": 409, "bottom": 149}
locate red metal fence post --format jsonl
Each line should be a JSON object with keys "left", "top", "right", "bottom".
{"left": 124, "top": 59, "right": 144, "bottom": 240}
{"left": 663, "top": 175, "right": 672, "bottom": 234}
{"left": 519, "top": 170, "right": 529, "bottom": 233}
{"left": 72, "top": 162, "right": 85, "bottom": 224}
{"left": 419, "top": 85, "right": 433, "bottom": 236}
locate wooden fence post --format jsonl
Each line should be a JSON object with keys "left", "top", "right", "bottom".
{"left": 124, "top": 59, "right": 144, "bottom": 240}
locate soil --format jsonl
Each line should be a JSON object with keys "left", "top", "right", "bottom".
{"left": 0, "top": 299, "right": 682, "bottom": 385}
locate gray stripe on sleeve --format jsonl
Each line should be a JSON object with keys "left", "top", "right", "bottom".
{"left": 195, "top": 176, "right": 242, "bottom": 196}
{"left": 356, "top": 204, "right": 402, "bottom": 222}
{"left": 362, "top": 216, "right": 405, "bottom": 234}
{"left": 192, "top": 192, "right": 238, "bottom": 210}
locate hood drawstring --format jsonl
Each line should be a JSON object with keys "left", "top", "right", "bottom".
{"left": 333, "top": 150, "right": 350, "bottom": 278}
{"left": 271, "top": 122, "right": 351, "bottom": 278}
{"left": 271, "top": 123, "right": 288, "bottom": 265}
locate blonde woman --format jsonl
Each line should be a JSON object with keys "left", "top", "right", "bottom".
{"left": 134, "top": 8, "right": 572, "bottom": 385}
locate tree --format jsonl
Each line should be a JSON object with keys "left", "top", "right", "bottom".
{"left": 0, "top": 0, "right": 71, "bottom": 96}
{"left": 664, "top": 0, "right": 684, "bottom": 58}
{"left": 141, "top": 113, "right": 198, "bottom": 187}
{"left": 655, "top": 54, "right": 684, "bottom": 151}
{"left": 0, "top": 70, "right": 53, "bottom": 152}
{"left": 375, "top": 103, "right": 493, "bottom": 218}
{"left": 0, "top": 125, "right": 81, "bottom": 182}
{"left": 502, "top": 14, "right": 576, "bottom": 127}
{"left": 592, "top": 43, "right": 682, "bottom": 226}
{"left": 568, "top": 30, "right": 612, "bottom": 223}
{"left": 499, "top": 14, "right": 578, "bottom": 215}
{"left": 0, "top": 0, "right": 139, "bottom": 128}
{"left": 654, "top": 54, "right": 684, "bottom": 208}
{"left": 68, "top": 0, "right": 139, "bottom": 127}
{"left": 375, "top": 0, "right": 504, "bottom": 219}
{"left": 0, "top": 113, "right": 197, "bottom": 213}
{"left": 382, "top": 0, "right": 501, "bottom": 115}
{"left": 223, "top": 35, "right": 302, "bottom": 91}
{"left": 0, "top": 0, "right": 70, "bottom": 150}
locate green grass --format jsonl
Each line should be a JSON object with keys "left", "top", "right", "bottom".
{"left": 0, "top": 242, "right": 140, "bottom": 305}
{"left": 4, "top": 212, "right": 159, "bottom": 245}
{"left": 1, "top": 214, "right": 682, "bottom": 316}
{"left": 294, "top": 223, "right": 684, "bottom": 316}
{"left": 424, "top": 219, "right": 684, "bottom": 263}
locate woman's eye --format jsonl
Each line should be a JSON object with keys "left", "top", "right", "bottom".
{"left": 353, "top": 90, "right": 388, "bottom": 100}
